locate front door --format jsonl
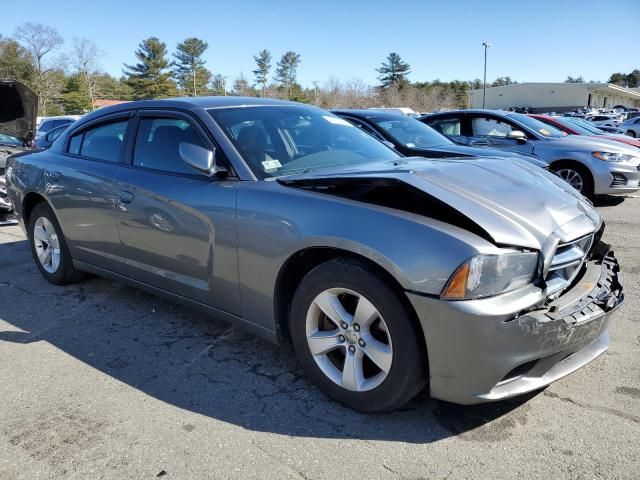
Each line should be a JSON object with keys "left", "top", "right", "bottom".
{"left": 115, "top": 110, "right": 240, "bottom": 314}
{"left": 467, "top": 114, "right": 535, "bottom": 154}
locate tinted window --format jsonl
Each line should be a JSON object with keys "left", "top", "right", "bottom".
{"left": 68, "top": 132, "right": 82, "bottom": 154}
{"left": 133, "top": 117, "right": 208, "bottom": 175}
{"left": 79, "top": 121, "right": 128, "bottom": 161}
{"left": 370, "top": 115, "right": 452, "bottom": 148}
{"left": 0, "top": 133, "right": 23, "bottom": 147}
{"left": 427, "top": 117, "right": 462, "bottom": 137}
{"left": 209, "top": 105, "right": 400, "bottom": 179}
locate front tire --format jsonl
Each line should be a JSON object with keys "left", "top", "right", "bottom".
{"left": 552, "top": 162, "right": 594, "bottom": 198}
{"left": 28, "top": 202, "right": 83, "bottom": 285}
{"left": 289, "top": 258, "right": 427, "bottom": 412}
{"left": 626, "top": 130, "right": 636, "bottom": 138}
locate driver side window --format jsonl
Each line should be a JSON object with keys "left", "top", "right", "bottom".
{"left": 472, "top": 117, "right": 515, "bottom": 137}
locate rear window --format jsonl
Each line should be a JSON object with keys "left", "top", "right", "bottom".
{"left": 68, "top": 120, "right": 128, "bottom": 162}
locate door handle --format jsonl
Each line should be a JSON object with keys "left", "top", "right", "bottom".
{"left": 117, "top": 190, "right": 134, "bottom": 204}
{"left": 47, "top": 170, "right": 62, "bottom": 182}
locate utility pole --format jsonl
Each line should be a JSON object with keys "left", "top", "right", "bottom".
{"left": 482, "top": 42, "right": 491, "bottom": 109}
{"left": 312, "top": 81, "right": 319, "bottom": 105}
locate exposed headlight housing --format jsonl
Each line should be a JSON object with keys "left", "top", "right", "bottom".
{"left": 592, "top": 151, "right": 638, "bottom": 163}
{"left": 441, "top": 252, "right": 539, "bottom": 300}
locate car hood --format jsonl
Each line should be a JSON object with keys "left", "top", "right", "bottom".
{"left": 0, "top": 80, "right": 37, "bottom": 144}
{"left": 279, "top": 157, "right": 601, "bottom": 250}
{"left": 414, "top": 144, "right": 549, "bottom": 168}
{"left": 546, "top": 134, "right": 640, "bottom": 154}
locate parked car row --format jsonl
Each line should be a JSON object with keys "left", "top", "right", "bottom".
{"left": 420, "top": 109, "right": 640, "bottom": 198}
{"left": 2, "top": 86, "right": 626, "bottom": 412}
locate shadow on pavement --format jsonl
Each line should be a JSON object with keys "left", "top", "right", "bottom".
{"left": 0, "top": 238, "right": 536, "bottom": 444}
{"left": 593, "top": 195, "right": 626, "bottom": 208}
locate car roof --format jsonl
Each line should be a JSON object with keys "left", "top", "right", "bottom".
{"left": 85, "top": 96, "right": 300, "bottom": 117}
{"left": 332, "top": 109, "right": 410, "bottom": 121}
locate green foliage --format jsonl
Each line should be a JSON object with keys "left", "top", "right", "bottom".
{"left": 274, "top": 51, "right": 301, "bottom": 99}
{"left": 0, "top": 37, "right": 34, "bottom": 84}
{"left": 252, "top": 49, "right": 271, "bottom": 95}
{"left": 173, "top": 37, "right": 211, "bottom": 96}
{"left": 625, "top": 70, "right": 640, "bottom": 88}
{"left": 491, "top": 76, "right": 517, "bottom": 87}
{"left": 62, "top": 74, "right": 92, "bottom": 114}
{"left": 376, "top": 52, "right": 411, "bottom": 89}
{"left": 123, "top": 37, "right": 177, "bottom": 99}
{"left": 564, "top": 75, "right": 585, "bottom": 83}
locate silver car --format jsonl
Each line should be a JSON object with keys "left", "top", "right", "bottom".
{"left": 5, "top": 97, "right": 624, "bottom": 411}
{"left": 421, "top": 109, "right": 640, "bottom": 198}
{"left": 620, "top": 116, "right": 640, "bottom": 138}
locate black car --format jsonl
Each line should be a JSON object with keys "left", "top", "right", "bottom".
{"left": 332, "top": 109, "right": 549, "bottom": 168}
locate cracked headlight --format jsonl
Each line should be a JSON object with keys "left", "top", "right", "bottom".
{"left": 441, "top": 252, "right": 539, "bottom": 300}
{"left": 592, "top": 151, "right": 638, "bottom": 163}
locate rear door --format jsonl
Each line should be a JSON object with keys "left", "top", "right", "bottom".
{"left": 46, "top": 113, "right": 132, "bottom": 272}
{"left": 115, "top": 109, "right": 240, "bottom": 314}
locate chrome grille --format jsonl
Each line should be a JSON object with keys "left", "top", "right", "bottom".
{"left": 545, "top": 233, "right": 594, "bottom": 295}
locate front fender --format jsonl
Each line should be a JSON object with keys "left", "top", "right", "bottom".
{"left": 236, "top": 181, "right": 495, "bottom": 333}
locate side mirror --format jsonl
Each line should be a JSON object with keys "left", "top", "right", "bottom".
{"left": 506, "top": 130, "right": 528, "bottom": 143}
{"left": 179, "top": 142, "right": 227, "bottom": 177}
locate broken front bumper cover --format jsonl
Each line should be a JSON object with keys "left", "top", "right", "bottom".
{"left": 407, "top": 244, "right": 624, "bottom": 405}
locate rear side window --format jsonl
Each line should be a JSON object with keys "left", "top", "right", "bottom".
{"left": 133, "top": 117, "right": 208, "bottom": 175}
{"left": 429, "top": 117, "right": 461, "bottom": 136}
{"left": 68, "top": 120, "right": 128, "bottom": 162}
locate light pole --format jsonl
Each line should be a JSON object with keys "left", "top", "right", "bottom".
{"left": 482, "top": 42, "right": 491, "bottom": 109}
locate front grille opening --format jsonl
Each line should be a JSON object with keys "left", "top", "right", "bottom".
{"left": 498, "top": 359, "right": 539, "bottom": 385}
{"left": 545, "top": 233, "right": 594, "bottom": 296}
{"left": 610, "top": 173, "right": 627, "bottom": 187}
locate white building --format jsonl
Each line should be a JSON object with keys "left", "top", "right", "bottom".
{"left": 470, "top": 82, "right": 640, "bottom": 112}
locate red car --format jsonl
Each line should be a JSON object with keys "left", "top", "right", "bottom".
{"left": 530, "top": 114, "right": 640, "bottom": 150}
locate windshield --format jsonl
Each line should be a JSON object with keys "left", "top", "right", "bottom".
{"left": 506, "top": 113, "right": 567, "bottom": 138}
{"left": 209, "top": 105, "right": 400, "bottom": 179}
{"left": 564, "top": 118, "right": 606, "bottom": 135}
{"left": 368, "top": 115, "right": 453, "bottom": 148}
{"left": 0, "top": 133, "right": 23, "bottom": 147}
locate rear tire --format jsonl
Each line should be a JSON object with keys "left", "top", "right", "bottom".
{"left": 626, "top": 130, "right": 636, "bottom": 138}
{"left": 28, "top": 202, "right": 84, "bottom": 285}
{"left": 289, "top": 258, "right": 427, "bottom": 412}
{"left": 552, "top": 162, "right": 594, "bottom": 199}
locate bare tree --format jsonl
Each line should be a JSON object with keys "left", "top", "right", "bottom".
{"left": 71, "top": 37, "right": 103, "bottom": 110}
{"left": 14, "top": 23, "right": 64, "bottom": 114}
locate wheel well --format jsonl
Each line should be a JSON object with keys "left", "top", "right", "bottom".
{"left": 22, "top": 192, "right": 47, "bottom": 230}
{"left": 273, "top": 247, "right": 423, "bottom": 344}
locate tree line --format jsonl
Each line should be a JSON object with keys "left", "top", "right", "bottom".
{"left": 2, "top": 22, "right": 637, "bottom": 116}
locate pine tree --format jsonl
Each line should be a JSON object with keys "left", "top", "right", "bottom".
{"left": 252, "top": 49, "right": 271, "bottom": 96}
{"left": 376, "top": 53, "right": 411, "bottom": 89}
{"left": 173, "top": 37, "right": 211, "bottom": 96}
{"left": 123, "top": 37, "right": 177, "bottom": 100}
{"left": 274, "top": 51, "right": 301, "bottom": 99}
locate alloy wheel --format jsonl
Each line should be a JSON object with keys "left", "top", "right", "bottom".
{"left": 305, "top": 288, "right": 393, "bottom": 392}
{"left": 555, "top": 168, "right": 584, "bottom": 192}
{"left": 33, "top": 216, "right": 61, "bottom": 273}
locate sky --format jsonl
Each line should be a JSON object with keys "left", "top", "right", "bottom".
{"left": 3, "top": 0, "right": 639, "bottom": 88}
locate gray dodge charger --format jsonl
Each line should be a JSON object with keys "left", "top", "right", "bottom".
{"left": 5, "top": 97, "right": 624, "bottom": 412}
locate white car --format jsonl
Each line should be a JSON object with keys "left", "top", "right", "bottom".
{"left": 586, "top": 115, "right": 622, "bottom": 128}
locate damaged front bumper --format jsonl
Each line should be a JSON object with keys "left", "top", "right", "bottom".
{"left": 407, "top": 244, "right": 624, "bottom": 405}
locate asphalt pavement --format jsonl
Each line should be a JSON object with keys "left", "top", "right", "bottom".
{"left": 0, "top": 196, "right": 639, "bottom": 479}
